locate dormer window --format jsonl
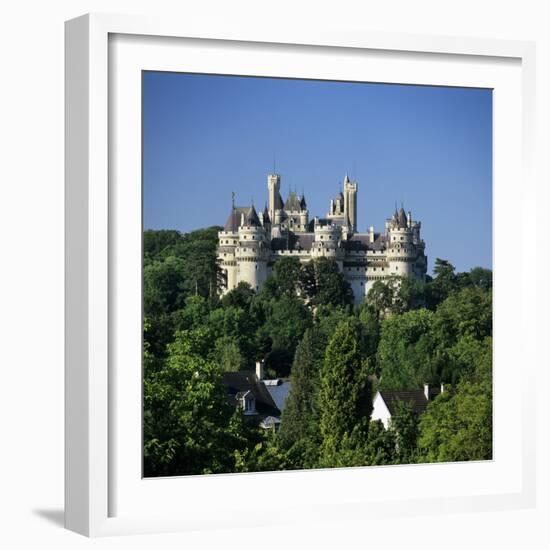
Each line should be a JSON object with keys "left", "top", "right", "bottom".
{"left": 239, "top": 391, "right": 256, "bottom": 415}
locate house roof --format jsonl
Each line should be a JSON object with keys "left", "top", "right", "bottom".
{"left": 222, "top": 371, "right": 280, "bottom": 416}
{"left": 378, "top": 388, "right": 441, "bottom": 415}
{"left": 263, "top": 379, "right": 291, "bottom": 412}
{"left": 260, "top": 416, "right": 281, "bottom": 429}
{"left": 223, "top": 206, "right": 248, "bottom": 232}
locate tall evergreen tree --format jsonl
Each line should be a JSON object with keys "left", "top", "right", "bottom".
{"left": 278, "top": 328, "right": 324, "bottom": 468}
{"left": 318, "top": 318, "right": 373, "bottom": 467}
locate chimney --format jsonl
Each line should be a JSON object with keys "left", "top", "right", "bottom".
{"left": 255, "top": 360, "right": 264, "bottom": 380}
{"left": 424, "top": 383, "right": 430, "bottom": 400}
{"left": 369, "top": 225, "right": 375, "bottom": 242}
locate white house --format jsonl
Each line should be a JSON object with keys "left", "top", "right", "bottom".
{"left": 372, "top": 383, "right": 444, "bottom": 429}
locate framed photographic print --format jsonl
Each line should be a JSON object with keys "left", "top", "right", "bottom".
{"left": 65, "top": 13, "right": 537, "bottom": 536}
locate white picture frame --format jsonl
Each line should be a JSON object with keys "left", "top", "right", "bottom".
{"left": 65, "top": 13, "right": 537, "bottom": 537}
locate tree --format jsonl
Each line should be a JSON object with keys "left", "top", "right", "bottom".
{"left": 389, "top": 400, "right": 419, "bottom": 464}
{"left": 425, "top": 258, "right": 458, "bottom": 309}
{"left": 261, "top": 295, "right": 313, "bottom": 376}
{"left": 278, "top": 328, "right": 324, "bottom": 468}
{"left": 417, "top": 335, "right": 492, "bottom": 463}
{"left": 377, "top": 308, "right": 437, "bottom": 390}
{"left": 468, "top": 267, "right": 493, "bottom": 291}
{"left": 394, "top": 274, "right": 426, "bottom": 313}
{"left": 366, "top": 280, "right": 394, "bottom": 319}
{"left": 220, "top": 281, "right": 255, "bottom": 309}
{"left": 318, "top": 318, "right": 373, "bottom": 467}
{"left": 432, "top": 286, "right": 492, "bottom": 348}
{"left": 364, "top": 420, "right": 396, "bottom": 465}
{"left": 273, "top": 256, "right": 303, "bottom": 297}
{"left": 300, "top": 258, "right": 354, "bottom": 308}
{"left": 143, "top": 327, "right": 248, "bottom": 476}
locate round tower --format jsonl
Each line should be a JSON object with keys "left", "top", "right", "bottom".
{"left": 218, "top": 206, "right": 241, "bottom": 294}
{"left": 235, "top": 205, "right": 268, "bottom": 292}
{"left": 386, "top": 207, "right": 416, "bottom": 277}
{"left": 312, "top": 221, "right": 344, "bottom": 268}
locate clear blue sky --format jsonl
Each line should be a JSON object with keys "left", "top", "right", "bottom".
{"left": 143, "top": 72, "right": 492, "bottom": 274}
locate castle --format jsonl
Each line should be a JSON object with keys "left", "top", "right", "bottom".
{"left": 218, "top": 173, "right": 427, "bottom": 304}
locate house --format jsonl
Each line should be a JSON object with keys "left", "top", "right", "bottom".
{"left": 221, "top": 361, "right": 290, "bottom": 429}
{"left": 371, "top": 383, "right": 444, "bottom": 429}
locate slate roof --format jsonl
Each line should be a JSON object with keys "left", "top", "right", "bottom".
{"left": 223, "top": 206, "right": 249, "bottom": 232}
{"left": 246, "top": 204, "right": 261, "bottom": 226}
{"left": 343, "top": 234, "right": 370, "bottom": 252}
{"left": 274, "top": 192, "right": 284, "bottom": 210}
{"left": 224, "top": 205, "right": 262, "bottom": 230}
{"left": 370, "top": 233, "right": 387, "bottom": 251}
{"left": 270, "top": 232, "right": 315, "bottom": 252}
{"left": 221, "top": 371, "right": 280, "bottom": 416}
{"left": 379, "top": 388, "right": 441, "bottom": 415}
{"left": 284, "top": 191, "right": 303, "bottom": 212}
{"left": 397, "top": 207, "right": 408, "bottom": 229}
{"left": 262, "top": 205, "right": 271, "bottom": 224}
{"left": 263, "top": 379, "right": 291, "bottom": 412}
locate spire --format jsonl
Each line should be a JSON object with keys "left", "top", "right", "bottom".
{"left": 246, "top": 204, "right": 261, "bottom": 226}
{"left": 263, "top": 203, "right": 271, "bottom": 224}
{"left": 397, "top": 206, "right": 408, "bottom": 228}
{"left": 344, "top": 173, "right": 350, "bottom": 184}
{"left": 224, "top": 206, "right": 239, "bottom": 232}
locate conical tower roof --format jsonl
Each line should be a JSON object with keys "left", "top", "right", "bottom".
{"left": 246, "top": 204, "right": 261, "bottom": 226}
{"left": 397, "top": 207, "right": 408, "bottom": 228}
{"left": 263, "top": 204, "right": 271, "bottom": 224}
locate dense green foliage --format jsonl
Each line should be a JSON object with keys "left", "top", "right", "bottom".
{"left": 143, "top": 229, "right": 493, "bottom": 476}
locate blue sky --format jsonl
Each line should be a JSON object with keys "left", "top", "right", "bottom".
{"left": 143, "top": 72, "right": 492, "bottom": 274}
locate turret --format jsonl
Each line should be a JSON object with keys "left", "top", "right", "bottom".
{"left": 386, "top": 206, "right": 416, "bottom": 277}
{"left": 312, "top": 221, "right": 344, "bottom": 267}
{"left": 218, "top": 203, "right": 242, "bottom": 294}
{"left": 261, "top": 204, "right": 272, "bottom": 235}
{"left": 235, "top": 205, "right": 268, "bottom": 292}
{"left": 267, "top": 173, "right": 284, "bottom": 225}
{"left": 343, "top": 174, "right": 358, "bottom": 232}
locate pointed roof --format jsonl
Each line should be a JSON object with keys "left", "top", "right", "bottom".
{"left": 224, "top": 208, "right": 239, "bottom": 232}
{"left": 397, "top": 207, "right": 408, "bottom": 228}
{"left": 262, "top": 204, "right": 271, "bottom": 224}
{"left": 246, "top": 204, "right": 261, "bottom": 226}
{"left": 300, "top": 194, "right": 307, "bottom": 210}
{"left": 274, "top": 191, "right": 284, "bottom": 210}
{"left": 224, "top": 206, "right": 249, "bottom": 231}
{"left": 284, "top": 191, "right": 302, "bottom": 211}
{"left": 344, "top": 173, "right": 350, "bottom": 184}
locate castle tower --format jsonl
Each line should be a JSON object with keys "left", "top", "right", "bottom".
{"left": 261, "top": 204, "right": 272, "bottom": 235}
{"left": 218, "top": 204, "right": 241, "bottom": 293}
{"left": 235, "top": 204, "right": 268, "bottom": 292}
{"left": 343, "top": 174, "right": 358, "bottom": 233}
{"left": 312, "top": 220, "right": 344, "bottom": 269}
{"left": 386, "top": 206, "right": 416, "bottom": 277}
{"left": 299, "top": 194, "right": 309, "bottom": 229}
{"left": 267, "top": 173, "right": 283, "bottom": 225}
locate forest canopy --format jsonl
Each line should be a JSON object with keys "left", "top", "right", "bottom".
{"left": 143, "top": 228, "right": 493, "bottom": 476}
